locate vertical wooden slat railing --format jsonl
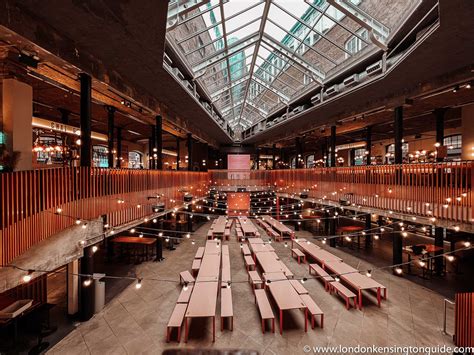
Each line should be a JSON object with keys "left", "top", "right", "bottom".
{"left": 209, "top": 161, "right": 472, "bottom": 224}
{"left": 454, "top": 292, "right": 474, "bottom": 347}
{"left": 0, "top": 168, "right": 209, "bottom": 266}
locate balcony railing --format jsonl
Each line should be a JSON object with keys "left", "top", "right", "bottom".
{"left": 210, "top": 161, "right": 473, "bottom": 226}
{"left": 0, "top": 168, "right": 208, "bottom": 266}
{"left": 1, "top": 162, "right": 472, "bottom": 266}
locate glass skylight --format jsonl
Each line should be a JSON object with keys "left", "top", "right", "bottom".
{"left": 166, "top": 0, "right": 419, "bottom": 131}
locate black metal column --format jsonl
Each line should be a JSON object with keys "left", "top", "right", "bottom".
{"left": 330, "top": 126, "right": 336, "bottom": 167}
{"left": 392, "top": 224, "right": 403, "bottom": 271}
{"left": 272, "top": 144, "right": 276, "bottom": 169}
{"left": 329, "top": 217, "right": 336, "bottom": 247}
{"left": 366, "top": 125, "right": 372, "bottom": 165}
{"left": 435, "top": 108, "right": 446, "bottom": 162}
{"left": 256, "top": 148, "right": 260, "bottom": 170}
{"left": 155, "top": 115, "right": 163, "bottom": 170}
{"left": 150, "top": 127, "right": 156, "bottom": 170}
{"left": 176, "top": 137, "right": 180, "bottom": 170}
{"left": 116, "top": 127, "right": 122, "bottom": 168}
{"left": 394, "top": 106, "right": 403, "bottom": 164}
{"left": 295, "top": 137, "right": 302, "bottom": 169}
{"left": 434, "top": 227, "right": 444, "bottom": 275}
{"left": 349, "top": 149, "right": 355, "bottom": 166}
{"left": 107, "top": 106, "right": 115, "bottom": 168}
{"left": 79, "top": 73, "right": 92, "bottom": 167}
{"left": 365, "top": 214, "right": 372, "bottom": 248}
{"left": 187, "top": 133, "right": 193, "bottom": 171}
{"left": 80, "top": 246, "right": 94, "bottom": 321}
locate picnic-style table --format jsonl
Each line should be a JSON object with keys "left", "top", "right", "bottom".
{"left": 262, "top": 215, "right": 294, "bottom": 239}
{"left": 267, "top": 280, "right": 308, "bottom": 334}
{"left": 296, "top": 240, "right": 342, "bottom": 266}
{"left": 248, "top": 238, "right": 265, "bottom": 245}
{"left": 184, "top": 281, "right": 219, "bottom": 342}
{"left": 262, "top": 271, "right": 287, "bottom": 284}
{"left": 198, "top": 254, "right": 221, "bottom": 279}
{"left": 239, "top": 218, "right": 258, "bottom": 237}
{"left": 250, "top": 243, "right": 275, "bottom": 259}
{"left": 211, "top": 217, "right": 227, "bottom": 237}
{"left": 256, "top": 252, "right": 285, "bottom": 274}
{"left": 324, "top": 260, "right": 386, "bottom": 309}
{"left": 204, "top": 240, "right": 221, "bottom": 255}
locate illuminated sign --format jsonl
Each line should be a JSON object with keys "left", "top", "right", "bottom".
{"left": 32, "top": 117, "right": 108, "bottom": 142}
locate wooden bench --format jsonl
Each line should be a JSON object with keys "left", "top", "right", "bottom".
{"left": 207, "top": 230, "right": 213, "bottom": 240}
{"left": 309, "top": 264, "right": 334, "bottom": 291}
{"left": 330, "top": 281, "right": 358, "bottom": 309}
{"left": 194, "top": 247, "right": 204, "bottom": 259}
{"left": 224, "top": 229, "right": 230, "bottom": 241}
{"left": 289, "top": 279, "right": 308, "bottom": 295}
{"left": 248, "top": 270, "right": 263, "bottom": 292}
{"left": 166, "top": 303, "right": 187, "bottom": 342}
{"left": 191, "top": 259, "right": 201, "bottom": 277}
{"left": 179, "top": 270, "right": 195, "bottom": 285}
{"left": 291, "top": 248, "right": 306, "bottom": 264}
{"left": 220, "top": 287, "right": 233, "bottom": 331}
{"left": 255, "top": 289, "right": 275, "bottom": 333}
{"left": 300, "top": 294, "right": 324, "bottom": 329}
{"left": 177, "top": 285, "right": 193, "bottom": 303}
{"left": 279, "top": 261, "right": 294, "bottom": 278}
{"left": 244, "top": 255, "right": 256, "bottom": 271}
{"left": 241, "top": 244, "right": 251, "bottom": 256}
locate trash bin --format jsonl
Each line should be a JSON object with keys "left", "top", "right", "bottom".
{"left": 93, "top": 273, "right": 106, "bottom": 313}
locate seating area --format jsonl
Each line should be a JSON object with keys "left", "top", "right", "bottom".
{"left": 294, "top": 239, "right": 387, "bottom": 309}
{"left": 167, "top": 235, "right": 234, "bottom": 343}
{"left": 2, "top": 1, "right": 474, "bottom": 353}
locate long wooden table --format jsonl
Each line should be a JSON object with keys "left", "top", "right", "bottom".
{"left": 267, "top": 280, "right": 307, "bottom": 334}
{"left": 295, "top": 240, "right": 342, "bottom": 266}
{"left": 324, "top": 260, "right": 386, "bottom": 309}
{"left": 262, "top": 215, "right": 294, "bottom": 239}
{"left": 211, "top": 216, "right": 227, "bottom": 237}
{"left": 184, "top": 281, "right": 219, "bottom": 342}
{"left": 256, "top": 251, "right": 285, "bottom": 274}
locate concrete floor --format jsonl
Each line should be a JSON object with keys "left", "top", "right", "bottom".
{"left": 47, "top": 221, "right": 456, "bottom": 355}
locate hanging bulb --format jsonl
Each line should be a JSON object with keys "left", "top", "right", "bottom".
{"left": 192, "top": 240, "right": 195, "bottom": 245}
{"left": 186, "top": 233, "right": 190, "bottom": 239}
{"left": 183, "top": 282, "right": 188, "bottom": 291}
{"left": 75, "top": 218, "right": 82, "bottom": 225}
{"left": 446, "top": 255, "right": 455, "bottom": 262}
{"left": 284, "top": 242, "right": 288, "bottom": 248}
{"left": 130, "top": 228, "right": 136, "bottom": 233}
{"left": 418, "top": 260, "right": 426, "bottom": 268}
{"left": 159, "top": 232, "right": 163, "bottom": 237}
{"left": 227, "top": 281, "right": 231, "bottom": 289}
{"left": 301, "top": 278, "right": 307, "bottom": 284}
{"left": 373, "top": 235, "right": 379, "bottom": 240}
{"left": 135, "top": 279, "right": 142, "bottom": 289}
{"left": 83, "top": 278, "right": 92, "bottom": 287}
{"left": 22, "top": 270, "right": 34, "bottom": 283}
{"left": 335, "top": 276, "right": 340, "bottom": 282}
{"left": 366, "top": 270, "right": 372, "bottom": 278}
{"left": 464, "top": 241, "right": 471, "bottom": 247}
{"left": 394, "top": 267, "right": 403, "bottom": 275}
{"left": 165, "top": 237, "right": 170, "bottom": 243}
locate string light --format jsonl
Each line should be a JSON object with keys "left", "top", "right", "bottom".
{"left": 23, "top": 270, "right": 33, "bottom": 283}
{"left": 83, "top": 278, "right": 92, "bottom": 287}
{"left": 92, "top": 245, "right": 98, "bottom": 253}
{"left": 135, "top": 279, "right": 142, "bottom": 289}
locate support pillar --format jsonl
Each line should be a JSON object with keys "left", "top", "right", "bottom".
{"left": 435, "top": 108, "right": 446, "bottom": 162}
{"left": 394, "top": 107, "right": 403, "bottom": 165}
{"left": 349, "top": 149, "right": 355, "bottom": 166}
{"left": 79, "top": 73, "right": 92, "bottom": 167}
{"left": 461, "top": 104, "right": 474, "bottom": 160}
{"left": 392, "top": 224, "right": 403, "bottom": 270}
{"left": 187, "top": 133, "right": 193, "bottom": 171}
{"left": 149, "top": 127, "right": 156, "bottom": 169}
{"left": 155, "top": 115, "right": 163, "bottom": 170}
{"left": 176, "top": 137, "right": 180, "bottom": 170}
{"left": 272, "top": 144, "right": 276, "bottom": 169}
{"left": 80, "top": 246, "right": 94, "bottom": 321}
{"left": 329, "top": 217, "right": 336, "bottom": 247}
{"left": 366, "top": 125, "right": 372, "bottom": 165}
{"left": 67, "top": 260, "right": 79, "bottom": 316}
{"left": 295, "top": 137, "right": 302, "bottom": 169}
{"left": 2, "top": 78, "right": 33, "bottom": 171}
{"left": 330, "top": 126, "right": 336, "bottom": 167}
{"left": 106, "top": 106, "right": 115, "bottom": 168}
{"left": 116, "top": 127, "right": 122, "bottom": 168}
{"left": 434, "top": 227, "right": 444, "bottom": 275}
{"left": 255, "top": 148, "right": 260, "bottom": 170}
{"left": 365, "top": 214, "right": 372, "bottom": 248}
